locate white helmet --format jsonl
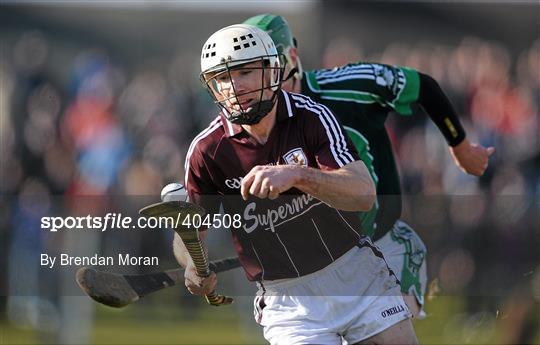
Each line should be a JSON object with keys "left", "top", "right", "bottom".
{"left": 199, "top": 24, "right": 285, "bottom": 125}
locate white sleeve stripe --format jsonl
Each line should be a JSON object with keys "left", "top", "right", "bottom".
{"left": 291, "top": 93, "right": 355, "bottom": 165}
{"left": 305, "top": 96, "right": 355, "bottom": 162}
{"left": 184, "top": 117, "right": 222, "bottom": 187}
{"left": 293, "top": 102, "right": 346, "bottom": 167}
{"left": 317, "top": 74, "right": 376, "bottom": 85}
{"left": 316, "top": 100, "right": 356, "bottom": 163}
{"left": 291, "top": 93, "right": 353, "bottom": 166}
{"left": 315, "top": 64, "right": 373, "bottom": 78}
{"left": 394, "top": 70, "right": 407, "bottom": 101}
{"left": 311, "top": 100, "right": 356, "bottom": 163}
{"left": 317, "top": 70, "right": 374, "bottom": 82}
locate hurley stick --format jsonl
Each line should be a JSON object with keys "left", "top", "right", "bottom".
{"left": 139, "top": 200, "right": 233, "bottom": 306}
{"left": 76, "top": 256, "right": 240, "bottom": 308}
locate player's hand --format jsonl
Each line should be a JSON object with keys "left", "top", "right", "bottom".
{"left": 449, "top": 139, "right": 495, "bottom": 177}
{"left": 184, "top": 264, "right": 217, "bottom": 296}
{"left": 241, "top": 165, "right": 299, "bottom": 201}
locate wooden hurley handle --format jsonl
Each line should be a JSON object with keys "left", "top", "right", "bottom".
{"left": 138, "top": 200, "right": 233, "bottom": 306}
{"left": 183, "top": 239, "right": 233, "bottom": 306}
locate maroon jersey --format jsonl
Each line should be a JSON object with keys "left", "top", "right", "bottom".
{"left": 185, "top": 91, "right": 367, "bottom": 281}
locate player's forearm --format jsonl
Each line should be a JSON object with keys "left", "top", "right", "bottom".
{"left": 294, "top": 161, "right": 376, "bottom": 211}
{"left": 173, "top": 231, "right": 208, "bottom": 268}
{"left": 418, "top": 72, "right": 466, "bottom": 147}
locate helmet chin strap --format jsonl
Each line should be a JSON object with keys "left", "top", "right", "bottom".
{"left": 227, "top": 100, "right": 275, "bottom": 125}
{"left": 283, "top": 67, "right": 298, "bottom": 82}
{"left": 225, "top": 90, "right": 280, "bottom": 125}
{"left": 217, "top": 56, "right": 287, "bottom": 125}
{"left": 281, "top": 67, "right": 299, "bottom": 93}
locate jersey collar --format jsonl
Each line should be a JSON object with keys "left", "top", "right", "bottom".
{"left": 220, "top": 109, "right": 243, "bottom": 137}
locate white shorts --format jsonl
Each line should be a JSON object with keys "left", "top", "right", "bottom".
{"left": 375, "top": 220, "right": 428, "bottom": 317}
{"left": 253, "top": 241, "right": 412, "bottom": 345}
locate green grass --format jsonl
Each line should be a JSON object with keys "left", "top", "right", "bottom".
{"left": 92, "top": 299, "right": 262, "bottom": 345}
{"left": 2, "top": 307, "right": 259, "bottom": 345}
{"left": 2, "top": 296, "right": 539, "bottom": 345}
{"left": 2, "top": 324, "right": 36, "bottom": 344}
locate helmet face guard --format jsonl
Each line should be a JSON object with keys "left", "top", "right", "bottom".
{"left": 199, "top": 24, "right": 286, "bottom": 125}
{"left": 200, "top": 55, "right": 286, "bottom": 125}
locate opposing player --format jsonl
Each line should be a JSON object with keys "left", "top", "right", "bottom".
{"left": 175, "top": 24, "right": 419, "bottom": 344}
{"left": 244, "top": 14, "right": 495, "bottom": 319}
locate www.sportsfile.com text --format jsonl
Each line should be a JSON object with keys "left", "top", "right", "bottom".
{"left": 40, "top": 212, "right": 243, "bottom": 232}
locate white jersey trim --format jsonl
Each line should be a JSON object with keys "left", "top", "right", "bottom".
{"left": 282, "top": 90, "right": 294, "bottom": 118}
{"left": 251, "top": 241, "right": 266, "bottom": 281}
{"left": 184, "top": 116, "right": 222, "bottom": 187}
{"left": 311, "top": 218, "right": 335, "bottom": 262}
{"left": 275, "top": 232, "right": 300, "bottom": 277}
{"left": 336, "top": 209, "right": 363, "bottom": 240}
{"left": 263, "top": 201, "right": 323, "bottom": 231}
{"left": 290, "top": 93, "right": 354, "bottom": 167}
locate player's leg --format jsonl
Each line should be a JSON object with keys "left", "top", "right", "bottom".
{"left": 253, "top": 281, "right": 343, "bottom": 345}
{"left": 340, "top": 239, "right": 417, "bottom": 344}
{"left": 375, "top": 220, "right": 427, "bottom": 319}
{"left": 254, "top": 242, "right": 412, "bottom": 345}
{"left": 353, "top": 318, "right": 419, "bottom": 345}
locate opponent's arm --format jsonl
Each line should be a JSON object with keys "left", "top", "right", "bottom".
{"left": 417, "top": 72, "right": 466, "bottom": 147}
{"left": 330, "top": 63, "right": 494, "bottom": 176}
{"left": 417, "top": 72, "right": 495, "bottom": 176}
{"left": 241, "top": 160, "right": 375, "bottom": 212}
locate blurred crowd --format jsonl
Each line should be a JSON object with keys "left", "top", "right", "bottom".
{"left": 1, "top": 24, "right": 539, "bottom": 344}
{"left": 322, "top": 36, "right": 540, "bottom": 343}
{"left": 324, "top": 35, "right": 540, "bottom": 195}
{"left": 2, "top": 33, "right": 538, "bottom": 199}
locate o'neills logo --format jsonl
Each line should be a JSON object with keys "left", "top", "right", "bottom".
{"left": 243, "top": 194, "right": 322, "bottom": 233}
{"left": 381, "top": 305, "right": 405, "bottom": 318}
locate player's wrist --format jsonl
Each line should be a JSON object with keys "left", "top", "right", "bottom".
{"left": 447, "top": 131, "right": 467, "bottom": 148}
{"left": 184, "top": 254, "right": 196, "bottom": 269}
{"left": 292, "top": 165, "right": 315, "bottom": 189}
{"left": 450, "top": 138, "right": 470, "bottom": 153}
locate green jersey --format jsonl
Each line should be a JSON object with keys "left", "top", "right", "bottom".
{"left": 300, "top": 63, "right": 420, "bottom": 239}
